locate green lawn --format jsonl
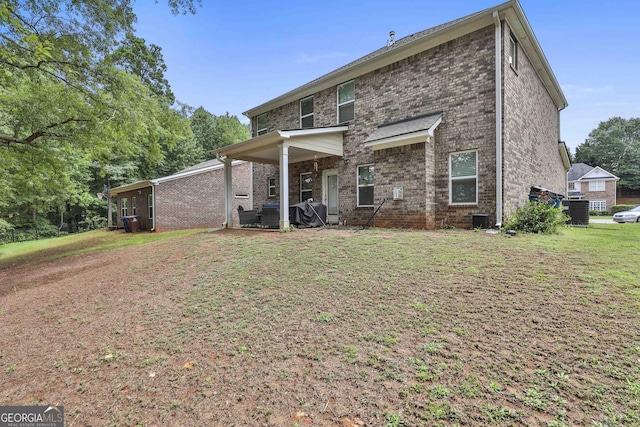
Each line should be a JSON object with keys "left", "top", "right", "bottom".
{"left": 1, "top": 224, "right": 639, "bottom": 426}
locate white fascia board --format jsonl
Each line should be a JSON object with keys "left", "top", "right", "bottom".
{"left": 109, "top": 180, "right": 153, "bottom": 196}
{"left": 152, "top": 160, "right": 246, "bottom": 185}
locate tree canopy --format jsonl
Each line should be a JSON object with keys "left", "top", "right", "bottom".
{"left": 0, "top": 0, "right": 211, "bottom": 225}
{"left": 574, "top": 117, "right": 640, "bottom": 190}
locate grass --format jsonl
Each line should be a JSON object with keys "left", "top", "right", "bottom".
{"left": 1, "top": 223, "right": 639, "bottom": 426}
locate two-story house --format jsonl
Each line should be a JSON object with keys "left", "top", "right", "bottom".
{"left": 215, "top": 0, "right": 570, "bottom": 230}
{"left": 567, "top": 163, "right": 619, "bottom": 213}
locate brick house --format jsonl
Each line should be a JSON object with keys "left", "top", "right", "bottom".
{"left": 567, "top": 163, "right": 619, "bottom": 213}
{"left": 215, "top": 0, "right": 570, "bottom": 230}
{"left": 109, "top": 159, "right": 252, "bottom": 231}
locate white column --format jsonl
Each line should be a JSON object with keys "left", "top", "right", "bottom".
{"left": 224, "top": 157, "right": 234, "bottom": 228}
{"left": 279, "top": 144, "right": 290, "bottom": 229}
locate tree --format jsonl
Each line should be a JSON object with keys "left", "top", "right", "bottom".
{"left": 574, "top": 117, "right": 640, "bottom": 190}
{"left": 0, "top": 0, "right": 199, "bottom": 223}
{"left": 189, "top": 107, "right": 249, "bottom": 159}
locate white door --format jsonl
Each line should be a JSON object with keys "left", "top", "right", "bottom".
{"left": 323, "top": 169, "right": 339, "bottom": 224}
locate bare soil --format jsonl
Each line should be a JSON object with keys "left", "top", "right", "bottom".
{"left": 0, "top": 228, "right": 638, "bottom": 426}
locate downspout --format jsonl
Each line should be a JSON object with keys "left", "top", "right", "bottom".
{"left": 150, "top": 184, "right": 156, "bottom": 231}
{"left": 493, "top": 11, "right": 503, "bottom": 227}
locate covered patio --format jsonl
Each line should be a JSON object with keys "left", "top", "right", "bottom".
{"left": 214, "top": 126, "right": 349, "bottom": 230}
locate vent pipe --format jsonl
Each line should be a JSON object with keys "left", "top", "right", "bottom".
{"left": 387, "top": 31, "right": 395, "bottom": 47}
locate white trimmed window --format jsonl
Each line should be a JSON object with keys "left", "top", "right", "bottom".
{"left": 301, "top": 172, "right": 313, "bottom": 202}
{"left": 337, "top": 80, "right": 355, "bottom": 123}
{"left": 148, "top": 194, "right": 154, "bottom": 219}
{"left": 300, "top": 96, "right": 314, "bottom": 128}
{"left": 357, "top": 164, "right": 374, "bottom": 207}
{"left": 121, "top": 198, "right": 128, "bottom": 217}
{"left": 508, "top": 35, "right": 518, "bottom": 69}
{"left": 450, "top": 150, "right": 478, "bottom": 205}
{"left": 131, "top": 196, "right": 137, "bottom": 215}
{"left": 568, "top": 182, "right": 576, "bottom": 191}
{"left": 268, "top": 177, "right": 276, "bottom": 197}
{"left": 257, "top": 113, "right": 267, "bottom": 136}
{"left": 589, "top": 180, "right": 605, "bottom": 191}
{"left": 590, "top": 200, "right": 607, "bottom": 212}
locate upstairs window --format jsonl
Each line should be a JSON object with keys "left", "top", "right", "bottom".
{"left": 357, "top": 164, "right": 374, "bottom": 207}
{"left": 450, "top": 150, "right": 478, "bottom": 205}
{"left": 589, "top": 180, "right": 605, "bottom": 191}
{"left": 257, "top": 113, "right": 267, "bottom": 136}
{"left": 508, "top": 35, "right": 518, "bottom": 69}
{"left": 337, "top": 80, "right": 355, "bottom": 123}
{"left": 300, "top": 172, "right": 313, "bottom": 202}
{"left": 300, "top": 96, "right": 314, "bottom": 128}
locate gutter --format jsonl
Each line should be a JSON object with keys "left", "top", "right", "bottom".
{"left": 493, "top": 11, "right": 503, "bottom": 227}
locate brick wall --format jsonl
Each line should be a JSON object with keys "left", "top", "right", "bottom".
{"left": 250, "top": 22, "right": 564, "bottom": 229}
{"left": 502, "top": 24, "right": 565, "bottom": 220}
{"left": 116, "top": 162, "right": 252, "bottom": 232}
{"left": 577, "top": 180, "right": 617, "bottom": 212}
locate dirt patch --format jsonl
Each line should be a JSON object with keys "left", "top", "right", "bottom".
{"left": 0, "top": 228, "right": 638, "bottom": 426}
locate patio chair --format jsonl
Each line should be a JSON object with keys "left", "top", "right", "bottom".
{"left": 237, "top": 206, "right": 259, "bottom": 227}
{"left": 260, "top": 206, "right": 280, "bottom": 228}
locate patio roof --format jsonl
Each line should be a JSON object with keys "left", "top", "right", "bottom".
{"left": 214, "top": 126, "right": 349, "bottom": 165}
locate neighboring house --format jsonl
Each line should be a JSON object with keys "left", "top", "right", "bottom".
{"left": 567, "top": 163, "right": 619, "bottom": 213}
{"left": 109, "top": 159, "right": 252, "bottom": 231}
{"left": 215, "top": 0, "right": 570, "bottom": 230}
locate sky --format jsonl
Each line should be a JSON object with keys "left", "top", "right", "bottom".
{"left": 132, "top": 0, "right": 640, "bottom": 153}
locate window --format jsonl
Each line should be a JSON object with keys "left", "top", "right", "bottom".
{"left": 268, "top": 177, "right": 276, "bottom": 197}
{"left": 337, "top": 80, "right": 355, "bottom": 123}
{"left": 148, "top": 194, "right": 153, "bottom": 219}
{"left": 256, "top": 113, "right": 267, "bottom": 136}
{"left": 300, "top": 96, "right": 314, "bottom": 128}
{"left": 121, "top": 198, "right": 128, "bottom": 217}
{"left": 131, "top": 196, "right": 137, "bottom": 215}
{"left": 590, "top": 200, "right": 607, "bottom": 212}
{"left": 357, "top": 164, "right": 374, "bottom": 207}
{"left": 450, "top": 151, "right": 478, "bottom": 204}
{"left": 508, "top": 35, "right": 518, "bottom": 69}
{"left": 589, "top": 180, "right": 605, "bottom": 191}
{"left": 568, "top": 182, "right": 576, "bottom": 191}
{"left": 300, "top": 172, "right": 313, "bottom": 202}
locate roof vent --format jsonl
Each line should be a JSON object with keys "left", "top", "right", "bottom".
{"left": 387, "top": 31, "right": 395, "bottom": 47}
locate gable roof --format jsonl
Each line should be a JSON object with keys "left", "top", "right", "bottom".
{"left": 244, "top": 0, "right": 566, "bottom": 118}
{"left": 568, "top": 163, "right": 619, "bottom": 182}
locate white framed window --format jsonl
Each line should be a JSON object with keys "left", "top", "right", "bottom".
{"left": 268, "top": 177, "right": 276, "bottom": 197}
{"left": 357, "top": 164, "right": 374, "bottom": 207}
{"left": 131, "top": 196, "right": 137, "bottom": 215}
{"left": 121, "top": 198, "right": 128, "bottom": 217}
{"left": 590, "top": 200, "right": 607, "bottom": 212}
{"left": 589, "top": 180, "right": 605, "bottom": 191}
{"left": 508, "top": 35, "right": 518, "bottom": 69}
{"left": 256, "top": 113, "right": 267, "bottom": 136}
{"left": 337, "top": 80, "right": 355, "bottom": 123}
{"left": 300, "top": 172, "right": 313, "bottom": 202}
{"left": 568, "top": 182, "right": 576, "bottom": 191}
{"left": 300, "top": 96, "right": 314, "bottom": 128}
{"left": 449, "top": 150, "right": 478, "bottom": 205}
{"left": 148, "top": 194, "right": 154, "bottom": 219}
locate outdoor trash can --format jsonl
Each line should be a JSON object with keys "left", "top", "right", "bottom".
{"left": 471, "top": 214, "right": 489, "bottom": 229}
{"left": 121, "top": 217, "right": 130, "bottom": 232}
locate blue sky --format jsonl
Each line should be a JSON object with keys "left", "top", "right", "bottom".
{"left": 133, "top": 0, "right": 640, "bottom": 153}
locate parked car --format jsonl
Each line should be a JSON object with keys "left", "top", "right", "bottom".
{"left": 613, "top": 206, "right": 640, "bottom": 223}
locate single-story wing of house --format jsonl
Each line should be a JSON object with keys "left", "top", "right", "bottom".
{"left": 109, "top": 159, "right": 252, "bottom": 231}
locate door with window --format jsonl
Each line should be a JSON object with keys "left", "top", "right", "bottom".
{"left": 323, "top": 169, "right": 339, "bottom": 224}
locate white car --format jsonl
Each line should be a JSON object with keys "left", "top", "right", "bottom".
{"left": 613, "top": 206, "right": 640, "bottom": 223}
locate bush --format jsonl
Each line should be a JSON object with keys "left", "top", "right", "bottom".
{"left": 611, "top": 205, "right": 637, "bottom": 215}
{"left": 504, "top": 201, "right": 569, "bottom": 234}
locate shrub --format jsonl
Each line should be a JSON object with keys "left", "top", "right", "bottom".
{"left": 504, "top": 201, "right": 568, "bottom": 234}
{"left": 611, "top": 205, "right": 638, "bottom": 215}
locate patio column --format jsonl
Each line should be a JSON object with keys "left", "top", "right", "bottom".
{"left": 279, "top": 143, "right": 290, "bottom": 229}
{"left": 224, "top": 157, "right": 234, "bottom": 228}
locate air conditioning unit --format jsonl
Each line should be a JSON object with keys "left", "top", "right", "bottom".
{"left": 393, "top": 187, "right": 403, "bottom": 201}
